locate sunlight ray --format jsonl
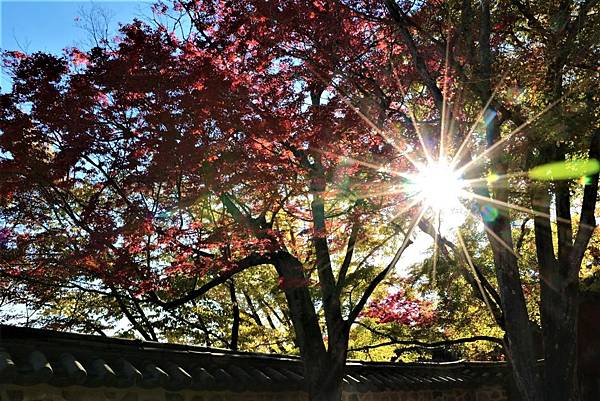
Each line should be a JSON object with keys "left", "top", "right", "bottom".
{"left": 457, "top": 96, "right": 566, "bottom": 176}
{"left": 463, "top": 190, "right": 555, "bottom": 220}
{"left": 439, "top": 34, "right": 451, "bottom": 161}
{"left": 338, "top": 200, "right": 425, "bottom": 273}
{"left": 354, "top": 185, "right": 417, "bottom": 200}
{"left": 362, "top": 206, "right": 429, "bottom": 300}
{"left": 312, "top": 148, "right": 414, "bottom": 179}
{"left": 394, "top": 80, "right": 434, "bottom": 164}
{"left": 431, "top": 209, "right": 441, "bottom": 287}
{"left": 306, "top": 65, "right": 421, "bottom": 169}
{"left": 387, "top": 205, "right": 428, "bottom": 269}
{"left": 456, "top": 229, "right": 498, "bottom": 322}
{"left": 322, "top": 184, "right": 418, "bottom": 202}
{"left": 460, "top": 203, "right": 518, "bottom": 256}
{"left": 450, "top": 70, "right": 510, "bottom": 169}
{"left": 445, "top": 88, "right": 465, "bottom": 158}
{"left": 462, "top": 190, "right": 591, "bottom": 228}
{"left": 462, "top": 171, "right": 528, "bottom": 187}
{"left": 388, "top": 196, "right": 425, "bottom": 226}
{"left": 338, "top": 93, "right": 421, "bottom": 169}
{"left": 390, "top": 56, "right": 435, "bottom": 165}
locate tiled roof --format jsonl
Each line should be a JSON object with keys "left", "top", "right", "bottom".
{"left": 0, "top": 325, "right": 509, "bottom": 393}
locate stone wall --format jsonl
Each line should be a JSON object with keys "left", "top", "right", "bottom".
{"left": 343, "top": 386, "right": 507, "bottom": 401}
{"left": 1, "top": 385, "right": 305, "bottom": 401}
{"left": 0, "top": 384, "right": 507, "bottom": 401}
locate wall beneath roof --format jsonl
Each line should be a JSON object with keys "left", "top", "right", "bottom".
{"left": 343, "top": 386, "right": 508, "bottom": 401}
{"left": 0, "top": 385, "right": 307, "bottom": 401}
{"left": 0, "top": 384, "right": 507, "bottom": 401}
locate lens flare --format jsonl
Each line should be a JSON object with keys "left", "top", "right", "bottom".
{"left": 480, "top": 204, "right": 499, "bottom": 223}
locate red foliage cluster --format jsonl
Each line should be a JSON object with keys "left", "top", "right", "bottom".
{"left": 362, "top": 290, "right": 435, "bottom": 326}
{"left": 0, "top": 228, "right": 10, "bottom": 248}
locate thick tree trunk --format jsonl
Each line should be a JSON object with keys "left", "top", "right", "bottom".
{"left": 488, "top": 221, "right": 542, "bottom": 401}
{"left": 479, "top": 106, "right": 541, "bottom": 401}
{"left": 273, "top": 252, "right": 326, "bottom": 360}
{"left": 535, "top": 169, "right": 579, "bottom": 401}
{"left": 471, "top": 2, "right": 542, "bottom": 398}
{"left": 306, "top": 350, "right": 347, "bottom": 401}
{"left": 531, "top": 186, "right": 587, "bottom": 401}
{"left": 540, "top": 276, "right": 578, "bottom": 401}
{"left": 308, "top": 369, "right": 344, "bottom": 401}
{"left": 535, "top": 133, "right": 599, "bottom": 401}
{"left": 579, "top": 298, "right": 600, "bottom": 401}
{"left": 272, "top": 251, "right": 347, "bottom": 401}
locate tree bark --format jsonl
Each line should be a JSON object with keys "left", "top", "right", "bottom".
{"left": 271, "top": 252, "right": 341, "bottom": 399}
{"left": 308, "top": 359, "right": 345, "bottom": 401}
{"left": 534, "top": 132, "right": 599, "bottom": 401}
{"left": 228, "top": 279, "right": 240, "bottom": 351}
{"left": 470, "top": 2, "right": 542, "bottom": 399}
{"left": 219, "top": 183, "right": 350, "bottom": 401}
{"left": 541, "top": 280, "right": 578, "bottom": 401}
{"left": 487, "top": 214, "right": 542, "bottom": 401}
{"left": 307, "top": 333, "right": 348, "bottom": 401}
{"left": 531, "top": 181, "right": 577, "bottom": 401}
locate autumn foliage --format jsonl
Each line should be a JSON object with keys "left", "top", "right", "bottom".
{"left": 362, "top": 290, "right": 435, "bottom": 325}
{"left": 0, "top": 0, "right": 432, "bottom": 302}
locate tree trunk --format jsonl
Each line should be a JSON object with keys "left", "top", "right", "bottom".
{"left": 471, "top": 2, "right": 542, "bottom": 398}
{"left": 579, "top": 297, "right": 600, "bottom": 401}
{"left": 270, "top": 250, "right": 350, "bottom": 401}
{"left": 308, "top": 370, "right": 344, "bottom": 401}
{"left": 540, "top": 276, "right": 578, "bottom": 401}
{"left": 273, "top": 251, "right": 326, "bottom": 358}
{"left": 228, "top": 279, "right": 240, "bottom": 351}
{"left": 537, "top": 176, "right": 579, "bottom": 401}
{"left": 488, "top": 223, "right": 542, "bottom": 401}
{"left": 306, "top": 353, "right": 346, "bottom": 401}
{"left": 478, "top": 109, "right": 541, "bottom": 401}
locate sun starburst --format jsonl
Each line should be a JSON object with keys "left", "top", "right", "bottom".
{"left": 322, "top": 54, "right": 598, "bottom": 301}
{"left": 406, "top": 160, "right": 465, "bottom": 218}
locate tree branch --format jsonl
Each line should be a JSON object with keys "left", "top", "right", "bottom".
{"left": 417, "top": 218, "right": 505, "bottom": 328}
{"left": 510, "top": 0, "right": 549, "bottom": 39}
{"left": 555, "top": 146, "right": 574, "bottom": 272}
{"left": 110, "top": 285, "right": 153, "bottom": 341}
{"left": 351, "top": 321, "right": 504, "bottom": 352}
{"left": 347, "top": 215, "right": 417, "bottom": 324}
{"left": 349, "top": 335, "right": 505, "bottom": 353}
{"left": 516, "top": 218, "right": 532, "bottom": 254}
{"left": 336, "top": 218, "right": 361, "bottom": 293}
{"left": 147, "top": 253, "right": 272, "bottom": 309}
{"left": 383, "top": 0, "right": 444, "bottom": 111}
{"left": 228, "top": 279, "right": 240, "bottom": 351}
{"left": 128, "top": 289, "right": 158, "bottom": 341}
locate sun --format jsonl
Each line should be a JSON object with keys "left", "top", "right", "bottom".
{"left": 408, "top": 160, "right": 466, "bottom": 215}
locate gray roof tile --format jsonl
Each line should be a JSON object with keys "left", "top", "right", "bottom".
{"left": 0, "top": 325, "right": 510, "bottom": 393}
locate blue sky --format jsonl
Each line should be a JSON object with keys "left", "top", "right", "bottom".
{"left": 1, "top": 0, "right": 152, "bottom": 91}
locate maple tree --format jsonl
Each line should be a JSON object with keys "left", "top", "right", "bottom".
{"left": 0, "top": 8, "right": 423, "bottom": 401}
{"left": 1, "top": 1, "right": 600, "bottom": 401}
